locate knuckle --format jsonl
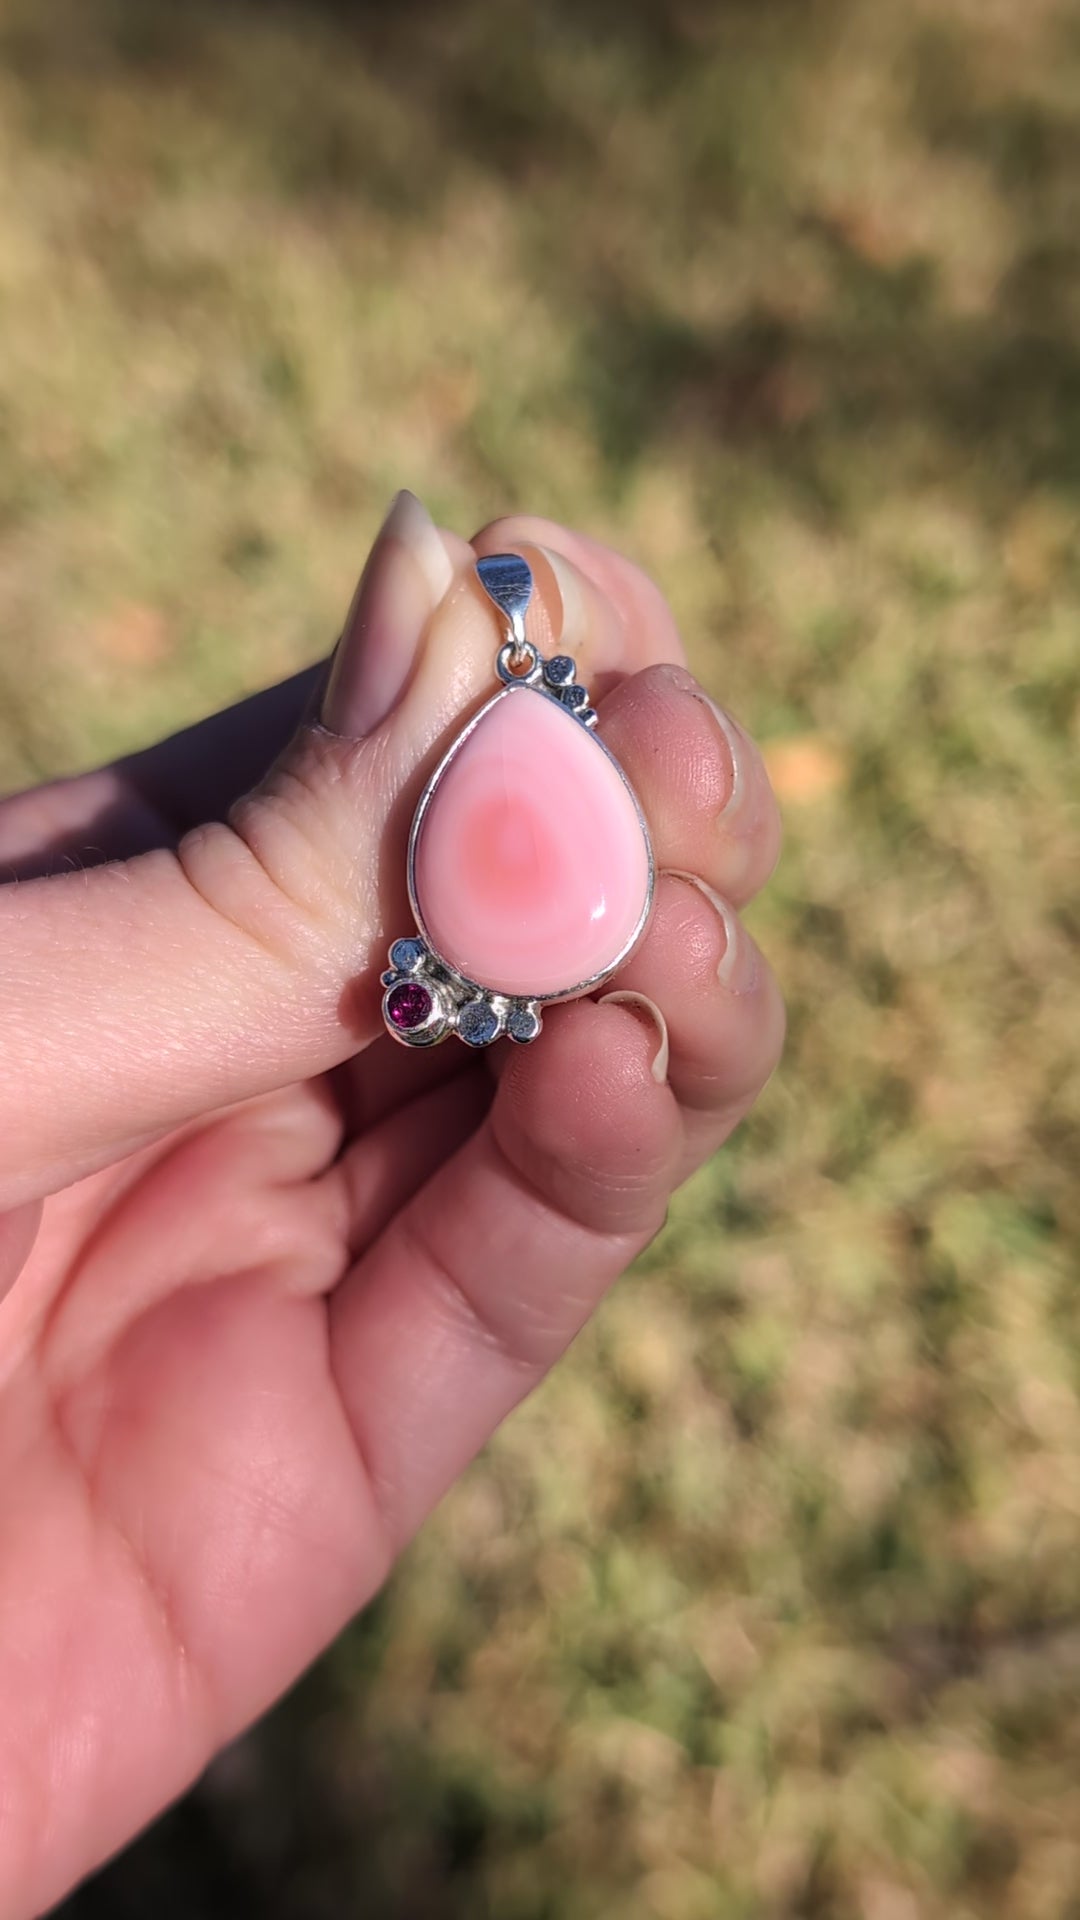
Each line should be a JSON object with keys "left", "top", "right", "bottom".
{"left": 176, "top": 729, "right": 377, "bottom": 977}
{"left": 176, "top": 819, "right": 330, "bottom": 974}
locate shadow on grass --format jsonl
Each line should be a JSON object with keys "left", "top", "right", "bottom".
{"left": 57, "top": 1595, "right": 557, "bottom": 1920}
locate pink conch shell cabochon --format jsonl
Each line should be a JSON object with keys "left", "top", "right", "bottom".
{"left": 412, "top": 689, "right": 651, "bottom": 1000}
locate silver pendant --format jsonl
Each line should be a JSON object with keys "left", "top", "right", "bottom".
{"left": 381, "top": 554, "right": 654, "bottom": 1049}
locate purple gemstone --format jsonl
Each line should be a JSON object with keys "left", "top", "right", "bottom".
{"left": 387, "top": 980, "right": 433, "bottom": 1031}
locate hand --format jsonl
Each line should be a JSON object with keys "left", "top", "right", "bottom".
{"left": 0, "top": 500, "right": 783, "bottom": 1914}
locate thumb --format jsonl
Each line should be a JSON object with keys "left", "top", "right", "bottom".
{"left": 0, "top": 492, "right": 525, "bottom": 1206}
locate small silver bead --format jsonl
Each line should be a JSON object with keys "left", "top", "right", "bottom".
{"left": 457, "top": 999, "right": 501, "bottom": 1047}
{"left": 389, "top": 935, "right": 427, "bottom": 973}
{"left": 544, "top": 655, "right": 577, "bottom": 687}
{"left": 507, "top": 1004, "right": 542, "bottom": 1045}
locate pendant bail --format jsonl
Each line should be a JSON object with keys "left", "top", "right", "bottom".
{"left": 476, "top": 552, "right": 534, "bottom": 668}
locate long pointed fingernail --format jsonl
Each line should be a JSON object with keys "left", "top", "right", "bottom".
{"left": 321, "top": 491, "right": 455, "bottom": 738}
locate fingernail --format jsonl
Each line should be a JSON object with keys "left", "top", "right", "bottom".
{"left": 533, "top": 544, "right": 587, "bottom": 646}
{"left": 321, "top": 491, "right": 455, "bottom": 738}
{"left": 693, "top": 695, "right": 752, "bottom": 827}
{"left": 597, "top": 989, "right": 670, "bottom": 1083}
{"left": 519, "top": 542, "right": 623, "bottom": 672}
{"left": 663, "top": 871, "right": 761, "bottom": 995}
{"left": 656, "top": 677, "right": 759, "bottom": 832}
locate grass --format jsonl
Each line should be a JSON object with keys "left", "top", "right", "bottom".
{"left": 1, "top": 0, "right": 1077, "bottom": 1913}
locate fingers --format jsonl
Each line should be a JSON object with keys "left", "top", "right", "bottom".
{"left": 597, "top": 664, "right": 782, "bottom": 908}
{"left": 0, "top": 493, "right": 464, "bottom": 1205}
{"left": 0, "top": 1202, "right": 43, "bottom": 1307}
{"left": 0, "top": 497, "right": 697, "bottom": 1209}
{"left": 332, "top": 1066, "right": 492, "bottom": 1259}
{"left": 3, "top": 515, "right": 661, "bottom": 878}
{"left": 327, "top": 885, "right": 782, "bottom": 1554}
{"left": 328, "top": 999, "right": 680, "bottom": 1549}
{"left": 332, "top": 1032, "right": 477, "bottom": 1137}
{"left": 0, "top": 480, "right": 779, "bottom": 1218}
{"left": 601, "top": 873, "right": 786, "bottom": 1168}
{"left": 332, "top": 552, "right": 778, "bottom": 1135}
{"left": 472, "top": 514, "right": 686, "bottom": 681}
{"left": 478, "top": 524, "right": 781, "bottom": 902}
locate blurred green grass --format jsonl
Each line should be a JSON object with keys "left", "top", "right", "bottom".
{"left": 1, "top": 0, "right": 1077, "bottom": 1913}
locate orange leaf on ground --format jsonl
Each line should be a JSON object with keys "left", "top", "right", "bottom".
{"left": 91, "top": 602, "right": 173, "bottom": 668}
{"left": 764, "top": 734, "right": 847, "bottom": 804}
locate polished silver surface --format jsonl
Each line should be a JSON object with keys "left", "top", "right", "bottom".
{"left": 544, "top": 654, "right": 576, "bottom": 686}
{"left": 381, "top": 930, "right": 541, "bottom": 1050}
{"left": 496, "top": 637, "right": 544, "bottom": 686}
{"left": 476, "top": 551, "right": 533, "bottom": 668}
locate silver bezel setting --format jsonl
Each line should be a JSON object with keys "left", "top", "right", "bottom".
{"left": 381, "top": 560, "right": 655, "bottom": 1049}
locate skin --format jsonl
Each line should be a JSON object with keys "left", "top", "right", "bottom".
{"left": 0, "top": 515, "right": 784, "bottom": 1915}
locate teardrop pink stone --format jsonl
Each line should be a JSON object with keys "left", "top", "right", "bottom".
{"left": 412, "top": 688, "right": 651, "bottom": 999}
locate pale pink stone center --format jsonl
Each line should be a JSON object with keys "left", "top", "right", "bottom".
{"left": 413, "top": 688, "right": 650, "bottom": 999}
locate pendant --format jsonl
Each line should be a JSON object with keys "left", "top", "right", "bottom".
{"left": 381, "top": 553, "right": 654, "bottom": 1048}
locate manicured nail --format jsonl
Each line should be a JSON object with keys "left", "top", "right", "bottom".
{"left": 598, "top": 989, "right": 670, "bottom": 1083}
{"left": 321, "top": 490, "right": 454, "bottom": 738}
{"left": 663, "top": 871, "right": 760, "bottom": 995}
